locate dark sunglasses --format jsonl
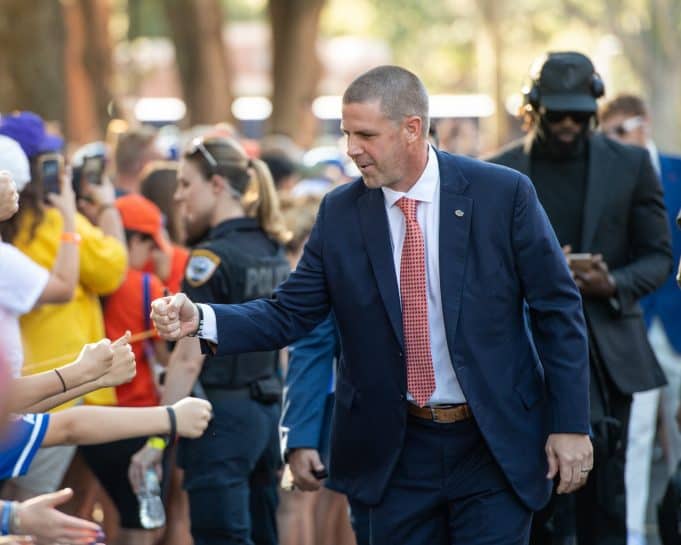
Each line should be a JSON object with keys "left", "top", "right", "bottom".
{"left": 188, "top": 137, "right": 218, "bottom": 175}
{"left": 543, "top": 110, "right": 593, "bottom": 124}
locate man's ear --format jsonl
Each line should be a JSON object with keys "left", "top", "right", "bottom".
{"left": 404, "top": 115, "right": 423, "bottom": 143}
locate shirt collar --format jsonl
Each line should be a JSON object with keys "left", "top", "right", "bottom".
{"left": 382, "top": 145, "right": 439, "bottom": 208}
{"left": 208, "top": 217, "right": 259, "bottom": 240}
{"left": 647, "top": 140, "right": 661, "bottom": 176}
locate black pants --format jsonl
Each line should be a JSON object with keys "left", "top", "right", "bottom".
{"left": 531, "top": 352, "right": 631, "bottom": 545}
{"left": 180, "top": 394, "right": 280, "bottom": 545}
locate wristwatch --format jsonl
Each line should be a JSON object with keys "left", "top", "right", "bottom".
{"left": 187, "top": 304, "right": 204, "bottom": 338}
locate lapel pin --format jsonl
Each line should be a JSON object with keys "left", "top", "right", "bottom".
{"left": 454, "top": 209, "right": 464, "bottom": 217}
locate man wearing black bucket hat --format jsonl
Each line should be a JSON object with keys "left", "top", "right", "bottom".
{"left": 488, "top": 52, "right": 672, "bottom": 545}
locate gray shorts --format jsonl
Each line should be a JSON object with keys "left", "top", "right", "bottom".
{"left": 9, "top": 444, "right": 76, "bottom": 495}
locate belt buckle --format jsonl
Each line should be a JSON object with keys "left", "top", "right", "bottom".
{"left": 429, "top": 406, "right": 441, "bottom": 423}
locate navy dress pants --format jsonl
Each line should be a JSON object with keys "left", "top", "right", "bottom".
{"left": 348, "top": 414, "right": 532, "bottom": 545}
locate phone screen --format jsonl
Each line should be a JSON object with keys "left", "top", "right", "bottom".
{"left": 567, "top": 253, "right": 593, "bottom": 273}
{"left": 82, "top": 156, "right": 104, "bottom": 186}
{"left": 42, "top": 159, "right": 61, "bottom": 197}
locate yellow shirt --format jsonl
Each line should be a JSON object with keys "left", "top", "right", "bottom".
{"left": 15, "top": 208, "right": 127, "bottom": 409}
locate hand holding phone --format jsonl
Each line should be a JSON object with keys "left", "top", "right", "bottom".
{"left": 567, "top": 253, "right": 594, "bottom": 274}
{"left": 38, "top": 154, "right": 63, "bottom": 202}
{"left": 39, "top": 155, "right": 76, "bottom": 227}
{"left": 82, "top": 156, "right": 105, "bottom": 186}
{"left": 569, "top": 253, "right": 617, "bottom": 298}
{"left": 281, "top": 449, "right": 326, "bottom": 492}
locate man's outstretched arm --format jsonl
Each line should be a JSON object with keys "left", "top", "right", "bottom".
{"left": 152, "top": 196, "right": 332, "bottom": 353}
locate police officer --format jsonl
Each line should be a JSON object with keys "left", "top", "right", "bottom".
{"left": 129, "top": 136, "right": 291, "bottom": 545}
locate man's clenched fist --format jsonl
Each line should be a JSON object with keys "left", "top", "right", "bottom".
{"left": 150, "top": 293, "right": 200, "bottom": 341}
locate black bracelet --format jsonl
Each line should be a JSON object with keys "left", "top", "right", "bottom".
{"left": 54, "top": 368, "right": 67, "bottom": 393}
{"left": 165, "top": 405, "right": 177, "bottom": 446}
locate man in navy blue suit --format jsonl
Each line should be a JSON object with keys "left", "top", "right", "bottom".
{"left": 151, "top": 65, "right": 593, "bottom": 545}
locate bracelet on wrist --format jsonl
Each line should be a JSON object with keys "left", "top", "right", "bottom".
{"left": 60, "top": 231, "right": 82, "bottom": 245}
{"left": 9, "top": 502, "right": 19, "bottom": 535}
{"left": 54, "top": 368, "right": 67, "bottom": 393}
{"left": 1, "top": 501, "right": 11, "bottom": 535}
{"left": 146, "top": 436, "right": 168, "bottom": 451}
{"left": 165, "top": 405, "right": 178, "bottom": 447}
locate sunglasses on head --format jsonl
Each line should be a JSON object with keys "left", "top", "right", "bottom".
{"left": 188, "top": 137, "right": 218, "bottom": 175}
{"left": 543, "top": 110, "right": 593, "bottom": 124}
{"left": 606, "top": 116, "right": 645, "bottom": 137}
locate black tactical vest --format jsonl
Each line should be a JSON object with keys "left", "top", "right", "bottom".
{"left": 185, "top": 218, "right": 290, "bottom": 389}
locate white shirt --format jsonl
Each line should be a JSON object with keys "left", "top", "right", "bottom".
{"left": 199, "top": 146, "right": 465, "bottom": 404}
{"left": 0, "top": 242, "right": 49, "bottom": 377}
{"left": 381, "top": 145, "right": 465, "bottom": 404}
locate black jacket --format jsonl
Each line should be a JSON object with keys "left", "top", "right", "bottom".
{"left": 487, "top": 134, "right": 672, "bottom": 394}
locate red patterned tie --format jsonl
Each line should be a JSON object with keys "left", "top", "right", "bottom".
{"left": 396, "top": 197, "right": 436, "bottom": 407}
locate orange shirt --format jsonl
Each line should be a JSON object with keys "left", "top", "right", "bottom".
{"left": 144, "top": 244, "right": 189, "bottom": 295}
{"left": 104, "top": 269, "right": 165, "bottom": 407}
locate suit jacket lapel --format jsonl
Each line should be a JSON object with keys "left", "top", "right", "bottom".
{"left": 358, "top": 187, "right": 404, "bottom": 347}
{"left": 437, "top": 152, "right": 472, "bottom": 353}
{"left": 581, "top": 136, "right": 612, "bottom": 250}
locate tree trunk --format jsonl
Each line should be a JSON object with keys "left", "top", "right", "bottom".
{"left": 63, "top": 0, "right": 115, "bottom": 145}
{"left": 0, "top": 1, "right": 66, "bottom": 131}
{"left": 163, "top": 0, "right": 233, "bottom": 126}
{"left": 646, "top": 58, "right": 681, "bottom": 154}
{"left": 598, "top": 0, "right": 681, "bottom": 153}
{"left": 79, "top": 0, "right": 115, "bottom": 135}
{"left": 268, "top": 0, "right": 325, "bottom": 148}
{"left": 476, "top": 0, "right": 509, "bottom": 150}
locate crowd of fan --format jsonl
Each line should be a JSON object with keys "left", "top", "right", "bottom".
{"left": 0, "top": 112, "right": 359, "bottom": 545}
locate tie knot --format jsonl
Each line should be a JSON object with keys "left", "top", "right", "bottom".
{"left": 396, "top": 197, "right": 418, "bottom": 221}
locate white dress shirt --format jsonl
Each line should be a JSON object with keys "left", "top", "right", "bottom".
{"left": 381, "top": 146, "right": 465, "bottom": 405}
{"left": 199, "top": 146, "right": 465, "bottom": 405}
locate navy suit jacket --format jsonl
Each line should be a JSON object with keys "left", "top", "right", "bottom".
{"left": 642, "top": 153, "right": 681, "bottom": 352}
{"left": 280, "top": 314, "right": 338, "bottom": 462}
{"left": 208, "top": 151, "right": 589, "bottom": 510}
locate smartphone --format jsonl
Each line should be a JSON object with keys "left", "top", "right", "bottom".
{"left": 279, "top": 464, "right": 327, "bottom": 491}
{"left": 311, "top": 468, "right": 328, "bottom": 480}
{"left": 567, "top": 252, "right": 593, "bottom": 273}
{"left": 82, "top": 155, "right": 104, "bottom": 186}
{"left": 38, "top": 154, "right": 63, "bottom": 201}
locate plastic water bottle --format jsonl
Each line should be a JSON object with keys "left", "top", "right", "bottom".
{"left": 137, "top": 469, "right": 166, "bottom": 529}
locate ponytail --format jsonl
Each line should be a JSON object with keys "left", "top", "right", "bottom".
{"left": 242, "top": 158, "right": 292, "bottom": 245}
{"left": 187, "top": 136, "right": 292, "bottom": 245}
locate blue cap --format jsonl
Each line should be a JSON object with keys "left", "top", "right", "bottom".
{"left": 0, "top": 111, "right": 64, "bottom": 159}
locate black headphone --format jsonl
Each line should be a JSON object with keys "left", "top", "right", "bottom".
{"left": 523, "top": 72, "right": 605, "bottom": 111}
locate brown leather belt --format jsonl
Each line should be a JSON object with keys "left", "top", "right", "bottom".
{"left": 407, "top": 403, "right": 472, "bottom": 423}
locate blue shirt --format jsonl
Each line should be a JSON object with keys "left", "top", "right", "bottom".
{"left": 0, "top": 413, "right": 50, "bottom": 479}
